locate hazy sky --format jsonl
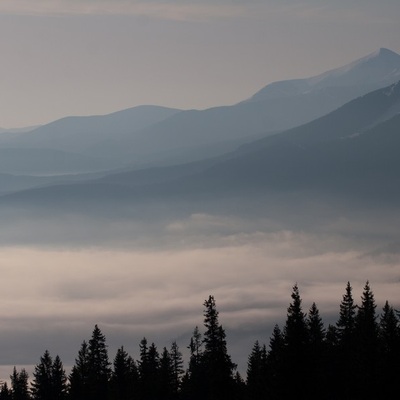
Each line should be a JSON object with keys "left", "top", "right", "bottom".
{"left": 1, "top": 0, "right": 399, "bottom": 127}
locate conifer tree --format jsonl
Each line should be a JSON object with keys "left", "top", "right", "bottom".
{"left": 110, "top": 346, "right": 138, "bottom": 400}
{"left": 138, "top": 339, "right": 160, "bottom": 400}
{"left": 307, "top": 302, "right": 325, "bottom": 345}
{"left": 306, "top": 303, "right": 327, "bottom": 398}
{"left": 281, "top": 284, "right": 309, "bottom": 397}
{"left": 181, "top": 327, "right": 204, "bottom": 400}
{"left": 31, "top": 350, "right": 53, "bottom": 400}
{"left": 284, "top": 283, "right": 308, "bottom": 350}
{"left": 246, "top": 340, "right": 267, "bottom": 400}
{"left": 337, "top": 282, "right": 356, "bottom": 343}
{"left": 159, "top": 347, "right": 174, "bottom": 400}
{"left": 51, "top": 356, "right": 67, "bottom": 400}
{"left": 354, "top": 281, "right": 379, "bottom": 397}
{"left": 202, "top": 295, "right": 236, "bottom": 400}
{"left": 265, "top": 324, "right": 284, "bottom": 399}
{"left": 170, "top": 341, "right": 184, "bottom": 397}
{"left": 69, "top": 340, "right": 90, "bottom": 400}
{"left": 10, "top": 367, "right": 30, "bottom": 400}
{"left": 378, "top": 301, "right": 400, "bottom": 397}
{"left": 335, "top": 282, "right": 357, "bottom": 399}
{"left": 87, "top": 325, "right": 111, "bottom": 400}
{"left": 0, "top": 382, "right": 12, "bottom": 400}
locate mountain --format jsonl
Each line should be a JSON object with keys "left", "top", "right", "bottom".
{"left": 94, "top": 82, "right": 400, "bottom": 202}
{"left": 0, "top": 148, "right": 122, "bottom": 175}
{"left": 85, "top": 49, "right": 400, "bottom": 166}
{"left": 1, "top": 49, "right": 399, "bottom": 173}
{"left": 2, "top": 81, "right": 400, "bottom": 214}
{"left": 0, "top": 105, "right": 181, "bottom": 167}
{"left": 247, "top": 48, "right": 400, "bottom": 102}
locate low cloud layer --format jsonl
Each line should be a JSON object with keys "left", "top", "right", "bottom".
{"left": 0, "top": 217, "right": 399, "bottom": 380}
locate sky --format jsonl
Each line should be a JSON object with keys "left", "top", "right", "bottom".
{"left": 0, "top": 0, "right": 400, "bottom": 128}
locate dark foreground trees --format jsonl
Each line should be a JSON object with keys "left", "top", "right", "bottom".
{"left": 0, "top": 281, "right": 398, "bottom": 400}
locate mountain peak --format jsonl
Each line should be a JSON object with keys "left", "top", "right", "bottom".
{"left": 247, "top": 48, "right": 400, "bottom": 103}
{"left": 375, "top": 47, "right": 400, "bottom": 58}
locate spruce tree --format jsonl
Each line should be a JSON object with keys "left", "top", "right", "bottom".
{"left": 306, "top": 303, "right": 327, "bottom": 398}
{"left": 246, "top": 340, "right": 267, "bottom": 400}
{"left": 265, "top": 324, "right": 284, "bottom": 398}
{"left": 159, "top": 347, "right": 174, "bottom": 400}
{"left": 138, "top": 339, "right": 160, "bottom": 400}
{"left": 31, "top": 350, "right": 53, "bottom": 400}
{"left": 69, "top": 340, "right": 90, "bottom": 400}
{"left": 10, "top": 367, "right": 30, "bottom": 400}
{"left": 336, "top": 281, "right": 357, "bottom": 399}
{"left": 110, "top": 346, "right": 138, "bottom": 400}
{"left": 181, "top": 327, "right": 204, "bottom": 400}
{"left": 170, "top": 341, "right": 184, "bottom": 397}
{"left": 378, "top": 301, "right": 400, "bottom": 397}
{"left": 337, "top": 282, "right": 356, "bottom": 343}
{"left": 51, "top": 356, "right": 67, "bottom": 400}
{"left": 354, "top": 281, "right": 379, "bottom": 397}
{"left": 87, "top": 325, "right": 111, "bottom": 400}
{"left": 202, "top": 295, "right": 236, "bottom": 400}
{"left": 0, "top": 382, "right": 12, "bottom": 400}
{"left": 281, "top": 284, "right": 309, "bottom": 397}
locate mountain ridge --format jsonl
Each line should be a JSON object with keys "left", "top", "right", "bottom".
{"left": 1, "top": 48, "right": 399, "bottom": 174}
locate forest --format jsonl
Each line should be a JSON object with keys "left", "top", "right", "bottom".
{"left": 0, "top": 281, "right": 399, "bottom": 400}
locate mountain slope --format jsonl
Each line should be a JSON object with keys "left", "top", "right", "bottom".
{"left": 87, "top": 49, "right": 400, "bottom": 166}
{"left": 2, "top": 82, "right": 400, "bottom": 212}
{"left": 0, "top": 105, "right": 181, "bottom": 153}
{"left": 1, "top": 49, "right": 399, "bottom": 172}
{"left": 247, "top": 48, "right": 400, "bottom": 102}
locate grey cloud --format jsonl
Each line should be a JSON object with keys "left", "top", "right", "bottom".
{"left": 0, "top": 221, "right": 399, "bottom": 379}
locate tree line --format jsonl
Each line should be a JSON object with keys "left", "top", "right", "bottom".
{"left": 0, "top": 281, "right": 399, "bottom": 400}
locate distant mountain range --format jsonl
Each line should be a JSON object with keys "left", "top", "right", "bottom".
{"left": 1, "top": 48, "right": 399, "bottom": 177}
{"left": 2, "top": 79, "right": 400, "bottom": 216}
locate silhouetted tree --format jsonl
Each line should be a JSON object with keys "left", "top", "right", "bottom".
{"left": 159, "top": 347, "right": 175, "bottom": 400}
{"left": 306, "top": 302, "right": 327, "bottom": 398}
{"left": 265, "top": 324, "right": 284, "bottom": 398}
{"left": 170, "top": 341, "right": 184, "bottom": 398}
{"left": 0, "top": 382, "right": 12, "bottom": 400}
{"left": 181, "top": 327, "right": 204, "bottom": 400}
{"left": 69, "top": 341, "right": 90, "bottom": 400}
{"left": 86, "top": 325, "right": 111, "bottom": 400}
{"left": 337, "top": 281, "right": 356, "bottom": 343}
{"left": 10, "top": 367, "right": 30, "bottom": 400}
{"left": 138, "top": 339, "right": 160, "bottom": 400}
{"left": 51, "top": 356, "right": 67, "bottom": 400}
{"left": 31, "top": 350, "right": 53, "bottom": 400}
{"left": 354, "top": 281, "right": 379, "bottom": 397}
{"left": 202, "top": 295, "right": 236, "bottom": 400}
{"left": 335, "top": 281, "right": 357, "bottom": 398}
{"left": 281, "top": 284, "right": 308, "bottom": 397}
{"left": 110, "top": 346, "right": 138, "bottom": 400}
{"left": 246, "top": 340, "right": 267, "bottom": 400}
{"left": 378, "top": 301, "right": 400, "bottom": 397}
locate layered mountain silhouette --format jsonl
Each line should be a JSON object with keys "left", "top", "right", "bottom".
{"left": 2, "top": 80, "right": 400, "bottom": 215}
{"left": 1, "top": 48, "right": 399, "bottom": 176}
